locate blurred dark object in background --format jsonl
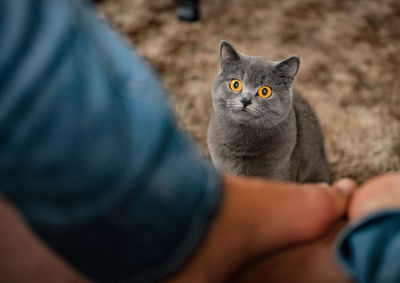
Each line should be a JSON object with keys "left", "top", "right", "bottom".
{"left": 92, "top": 0, "right": 199, "bottom": 22}
{"left": 176, "top": 0, "right": 199, "bottom": 22}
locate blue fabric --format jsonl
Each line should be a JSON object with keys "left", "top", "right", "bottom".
{"left": 335, "top": 210, "right": 400, "bottom": 283}
{"left": 0, "top": 0, "right": 221, "bottom": 282}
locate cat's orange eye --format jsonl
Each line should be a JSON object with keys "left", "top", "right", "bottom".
{"left": 258, "top": 86, "right": 272, "bottom": 98}
{"left": 229, "top": 79, "right": 242, "bottom": 92}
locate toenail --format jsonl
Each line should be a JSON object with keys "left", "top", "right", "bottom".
{"left": 335, "top": 178, "right": 356, "bottom": 193}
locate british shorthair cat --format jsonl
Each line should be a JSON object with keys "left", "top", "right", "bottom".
{"left": 207, "top": 41, "right": 330, "bottom": 182}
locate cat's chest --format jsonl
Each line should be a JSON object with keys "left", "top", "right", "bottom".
{"left": 217, "top": 139, "right": 295, "bottom": 179}
{"left": 218, "top": 129, "right": 294, "bottom": 159}
{"left": 208, "top": 114, "right": 298, "bottom": 178}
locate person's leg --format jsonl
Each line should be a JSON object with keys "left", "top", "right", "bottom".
{"left": 0, "top": 197, "right": 350, "bottom": 283}
{"left": 1, "top": 176, "right": 353, "bottom": 283}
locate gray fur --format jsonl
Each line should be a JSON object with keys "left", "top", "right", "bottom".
{"left": 207, "top": 41, "right": 330, "bottom": 183}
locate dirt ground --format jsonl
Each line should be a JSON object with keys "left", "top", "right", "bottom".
{"left": 99, "top": 0, "right": 400, "bottom": 182}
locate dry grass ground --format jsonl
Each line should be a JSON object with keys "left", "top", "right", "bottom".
{"left": 100, "top": 0, "right": 400, "bottom": 182}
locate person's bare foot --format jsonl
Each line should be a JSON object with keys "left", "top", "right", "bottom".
{"left": 168, "top": 176, "right": 355, "bottom": 283}
{"left": 231, "top": 221, "right": 351, "bottom": 283}
{"left": 349, "top": 172, "right": 400, "bottom": 222}
{"left": 227, "top": 178, "right": 357, "bottom": 283}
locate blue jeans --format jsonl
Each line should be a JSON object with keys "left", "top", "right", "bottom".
{"left": 0, "top": 0, "right": 221, "bottom": 281}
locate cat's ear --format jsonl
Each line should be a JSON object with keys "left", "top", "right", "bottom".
{"left": 220, "top": 40, "right": 241, "bottom": 67}
{"left": 275, "top": 56, "right": 300, "bottom": 78}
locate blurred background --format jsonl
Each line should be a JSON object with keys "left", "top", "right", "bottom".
{"left": 98, "top": 0, "right": 400, "bottom": 182}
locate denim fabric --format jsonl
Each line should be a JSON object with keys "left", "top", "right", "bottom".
{"left": 0, "top": 0, "right": 221, "bottom": 282}
{"left": 336, "top": 210, "right": 400, "bottom": 283}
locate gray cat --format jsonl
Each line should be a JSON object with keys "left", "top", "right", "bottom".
{"left": 207, "top": 41, "right": 330, "bottom": 183}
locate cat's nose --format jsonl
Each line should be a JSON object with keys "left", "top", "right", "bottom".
{"left": 240, "top": 98, "right": 252, "bottom": 110}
